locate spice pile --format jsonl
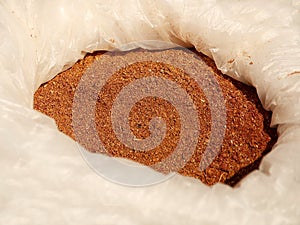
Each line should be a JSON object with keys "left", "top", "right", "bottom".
{"left": 34, "top": 49, "right": 277, "bottom": 186}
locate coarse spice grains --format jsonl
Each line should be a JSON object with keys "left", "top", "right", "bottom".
{"left": 34, "top": 48, "right": 277, "bottom": 186}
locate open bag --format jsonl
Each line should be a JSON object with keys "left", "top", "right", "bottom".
{"left": 0, "top": 0, "right": 300, "bottom": 224}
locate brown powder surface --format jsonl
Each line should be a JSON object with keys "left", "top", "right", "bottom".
{"left": 34, "top": 48, "right": 277, "bottom": 186}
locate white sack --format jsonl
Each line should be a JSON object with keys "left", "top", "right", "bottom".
{"left": 0, "top": 0, "right": 300, "bottom": 224}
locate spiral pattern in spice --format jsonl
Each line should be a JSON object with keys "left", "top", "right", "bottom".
{"left": 71, "top": 48, "right": 227, "bottom": 175}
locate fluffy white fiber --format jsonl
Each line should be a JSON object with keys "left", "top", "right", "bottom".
{"left": 0, "top": 0, "right": 300, "bottom": 224}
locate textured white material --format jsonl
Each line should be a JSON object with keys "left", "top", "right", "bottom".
{"left": 0, "top": 0, "right": 299, "bottom": 224}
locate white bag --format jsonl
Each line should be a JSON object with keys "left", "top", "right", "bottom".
{"left": 0, "top": 0, "right": 299, "bottom": 224}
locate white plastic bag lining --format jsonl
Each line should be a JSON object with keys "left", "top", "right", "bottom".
{"left": 0, "top": 0, "right": 300, "bottom": 224}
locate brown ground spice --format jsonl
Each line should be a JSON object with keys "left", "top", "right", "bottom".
{"left": 34, "top": 48, "right": 277, "bottom": 186}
